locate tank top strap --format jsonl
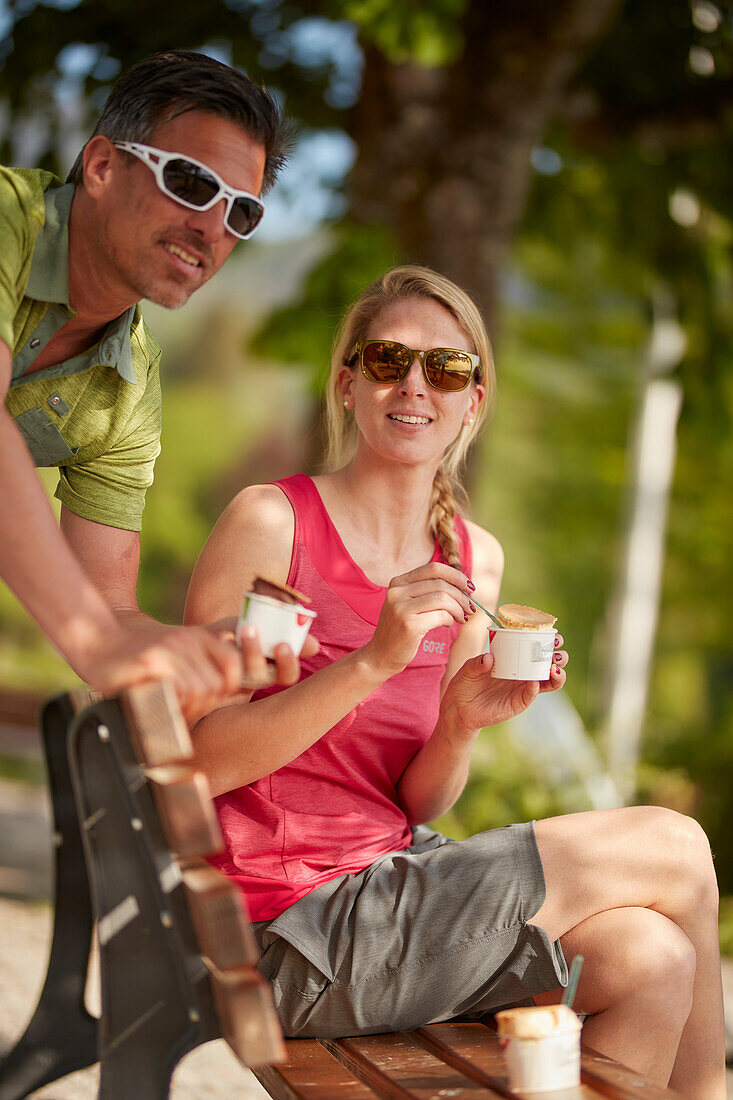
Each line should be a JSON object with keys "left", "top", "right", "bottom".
{"left": 271, "top": 473, "right": 327, "bottom": 561}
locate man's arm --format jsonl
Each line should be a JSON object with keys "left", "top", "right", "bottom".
{"left": 0, "top": 340, "right": 246, "bottom": 717}
{"left": 59, "top": 506, "right": 145, "bottom": 618}
{"left": 0, "top": 341, "right": 123, "bottom": 667}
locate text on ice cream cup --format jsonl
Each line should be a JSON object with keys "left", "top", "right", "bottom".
{"left": 484, "top": 628, "right": 557, "bottom": 681}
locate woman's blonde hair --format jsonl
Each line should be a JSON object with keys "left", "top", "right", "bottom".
{"left": 324, "top": 265, "right": 496, "bottom": 568}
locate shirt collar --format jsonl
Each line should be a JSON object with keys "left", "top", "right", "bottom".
{"left": 99, "top": 307, "right": 138, "bottom": 384}
{"left": 26, "top": 183, "right": 138, "bottom": 385}
{"left": 26, "top": 183, "right": 74, "bottom": 305}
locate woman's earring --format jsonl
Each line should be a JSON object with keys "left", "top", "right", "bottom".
{"left": 467, "top": 417, "right": 474, "bottom": 425}
{"left": 343, "top": 400, "right": 350, "bottom": 408}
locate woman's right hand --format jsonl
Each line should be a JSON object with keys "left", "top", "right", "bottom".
{"left": 360, "top": 562, "right": 475, "bottom": 679}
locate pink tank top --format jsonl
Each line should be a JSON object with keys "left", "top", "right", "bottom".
{"left": 210, "top": 474, "right": 473, "bottom": 921}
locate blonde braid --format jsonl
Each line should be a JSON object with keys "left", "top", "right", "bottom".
{"left": 429, "top": 466, "right": 468, "bottom": 570}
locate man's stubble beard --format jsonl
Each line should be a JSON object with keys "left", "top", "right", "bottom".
{"left": 143, "top": 284, "right": 194, "bottom": 310}
{"left": 128, "top": 262, "right": 200, "bottom": 310}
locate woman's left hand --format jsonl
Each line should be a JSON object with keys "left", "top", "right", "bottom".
{"left": 442, "top": 633, "right": 568, "bottom": 735}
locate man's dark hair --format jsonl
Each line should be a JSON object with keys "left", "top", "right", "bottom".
{"left": 67, "top": 49, "right": 291, "bottom": 193}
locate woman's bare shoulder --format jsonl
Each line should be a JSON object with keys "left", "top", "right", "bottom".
{"left": 184, "top": 483, "right": 296, "bottom": 624}
{"left": 223, "top": 482, "right": 295, "bottom": 534}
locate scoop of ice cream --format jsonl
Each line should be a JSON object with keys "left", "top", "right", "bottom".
{"left": 252, "top": 576, "right": 310, "bottom": 606}
{"left": 496, "top": 1004, "right": 580, "bottom": 1039}
{"left": 497, "top": 603, "right": 557, "bottom": 630}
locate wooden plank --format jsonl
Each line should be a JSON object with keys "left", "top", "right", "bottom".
{"left": 580, "top": 1045, "right": 682, "bottom": 1100}
{"left": 180, "top": 859, "right": 260, "bottom": 970}
{"left": 208, "top": 963, "right": 286, "bottom": 1068}
{"left": 415, "top": 1023, "right": 679, "bottom": 1100}
{"left": 145, "top": 764, "right": 223, "bottom": 857}
{"left": 67, "top": 689, "right": 103, "bottom": 714}
{"left": 254, "top": 1040, "right": 377, "bottom": 1100}
{"left": 415, "top": 1022, "right": 594, "bottom": 1099}
{"left": 120, "top": 681, "right": 193, "bottom": 765}
{"left": 322, "top": 1031, "right": 505, "bottom": 1099}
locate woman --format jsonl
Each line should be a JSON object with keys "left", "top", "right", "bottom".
{"left": 185, "top": 266, "right": 724, "bottom": 1098}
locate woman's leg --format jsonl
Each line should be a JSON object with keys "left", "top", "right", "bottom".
{"left": 531, "top": 805, "right": 724, "bottom": 1100}
{"left": 535, "top": 907, "right": 695, "bottom": 1084}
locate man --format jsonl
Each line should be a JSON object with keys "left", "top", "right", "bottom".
{"left": 1, "top": 50, "right": 308, "bottom": 720}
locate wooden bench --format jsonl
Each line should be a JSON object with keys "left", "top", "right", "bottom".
{"left": 0, "top": 686, "right": 680, "bottom": 1099}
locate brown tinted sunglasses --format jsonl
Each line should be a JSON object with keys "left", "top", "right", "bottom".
{"left": 346, "top": 340, "right": 482, "bottom": 393}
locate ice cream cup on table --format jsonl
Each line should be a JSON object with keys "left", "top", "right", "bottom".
{"left": 496, "top": 1004, "right": 581, "bottom": 1093}
{"left": 484, "top": 603, "right": 557, "bottom": 681}
{"left": 237, "top": 577, "right": 316, "bottom": 659}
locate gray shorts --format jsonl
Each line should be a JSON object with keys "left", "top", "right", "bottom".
{"left": 252, "top": 821, "right": 567, "bottom": 1038}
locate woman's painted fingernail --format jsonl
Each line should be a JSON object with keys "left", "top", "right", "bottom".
{"left": 464, "top": 614, "right": 470, "bottom": 623}
{"left": 469, "top": 602, "right": 476, "bottom": 613}
{"left": 554, "top": 636, "right": 561, "bottom": 648}
{"left": 554, "top": 652, "right": 561, "bottom": 662}
{"left": 467, "top": 579, "right": 476, "bottom": 591}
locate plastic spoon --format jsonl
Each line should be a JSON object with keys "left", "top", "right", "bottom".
{"left": 467, "top": 594, "right": 505, "bottom": 629}
{"left": 561, "top": 954, "right": 584, "bottom": 1009}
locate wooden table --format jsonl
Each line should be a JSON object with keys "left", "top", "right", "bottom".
{"left": 255, "top": 1021, "right": 680, "bottom": 1099}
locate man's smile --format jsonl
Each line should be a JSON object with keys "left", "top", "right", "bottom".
{"left": 161, "top": 240, "right": 206, "bottom": 271}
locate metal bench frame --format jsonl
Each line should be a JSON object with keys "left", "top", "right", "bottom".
{"left": 0, "top": 692, "right": 225, "bottom": 1100}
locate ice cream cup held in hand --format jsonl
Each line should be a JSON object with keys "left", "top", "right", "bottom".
{"left": 237, "top": 592, "right": 316, "bottom": 659}
{"left": 496, "top": 1005, "right": 582, "bottom": 1093}
{"left": 484, "top": 628, "right": 557, "bottom": 681}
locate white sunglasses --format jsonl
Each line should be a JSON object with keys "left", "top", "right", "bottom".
{"left": 114, "top": 141, "right": 265, "bottom": 240}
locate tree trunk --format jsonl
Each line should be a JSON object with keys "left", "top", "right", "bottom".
{"left": 349, "top": 0, "right": 626, "bottom": 328}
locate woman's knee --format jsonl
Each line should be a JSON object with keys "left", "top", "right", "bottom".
{"left": 633, "top": 806, "right": 719, "bottom": 910}
{"left": 568, "top": 907, "right": 696, "bottom": 1017}
{"left": 636, "top": 910, "right": 696, "bottom": 1002}
{"left": 533, "top": 806, "right": 719, "bottom": 939}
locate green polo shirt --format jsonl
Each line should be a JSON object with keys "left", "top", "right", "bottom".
{"left": 1, "top": 165, "right": 162, "bottom": 532}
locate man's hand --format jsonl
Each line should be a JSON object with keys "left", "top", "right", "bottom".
{"left": 236, "top": 623, "right": 319, "bottom": 692}
{"left": 85, "top": 618, "right": 320, "bottom": 724}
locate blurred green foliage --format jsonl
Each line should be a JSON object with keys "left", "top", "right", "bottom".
{"left": 719, "top": 897, "right": 733, "bottom": 956}
{"left": 432, "top": 724, "right": 595, "bottom": 842}
{"left": 339, "top": 0, "right": 466, "bottom": 64}
{"left": 251, "top": 222, "right": 400, "bottom": 395}
{"left": 138, "top": 375, "right": 284, "bottom": 620}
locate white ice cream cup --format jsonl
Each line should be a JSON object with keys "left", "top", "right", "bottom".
{"left": 501, "top": 1028, "right": 581, "bottom": 1092}
{"left": 497, "top": 1006, "right": 581, "bottom": 1092}
{"left": 484, "top": 627, "right": 557, "bottom": 681}
{"left": 237, "top": 592, "right": 316, "bottom": 659}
